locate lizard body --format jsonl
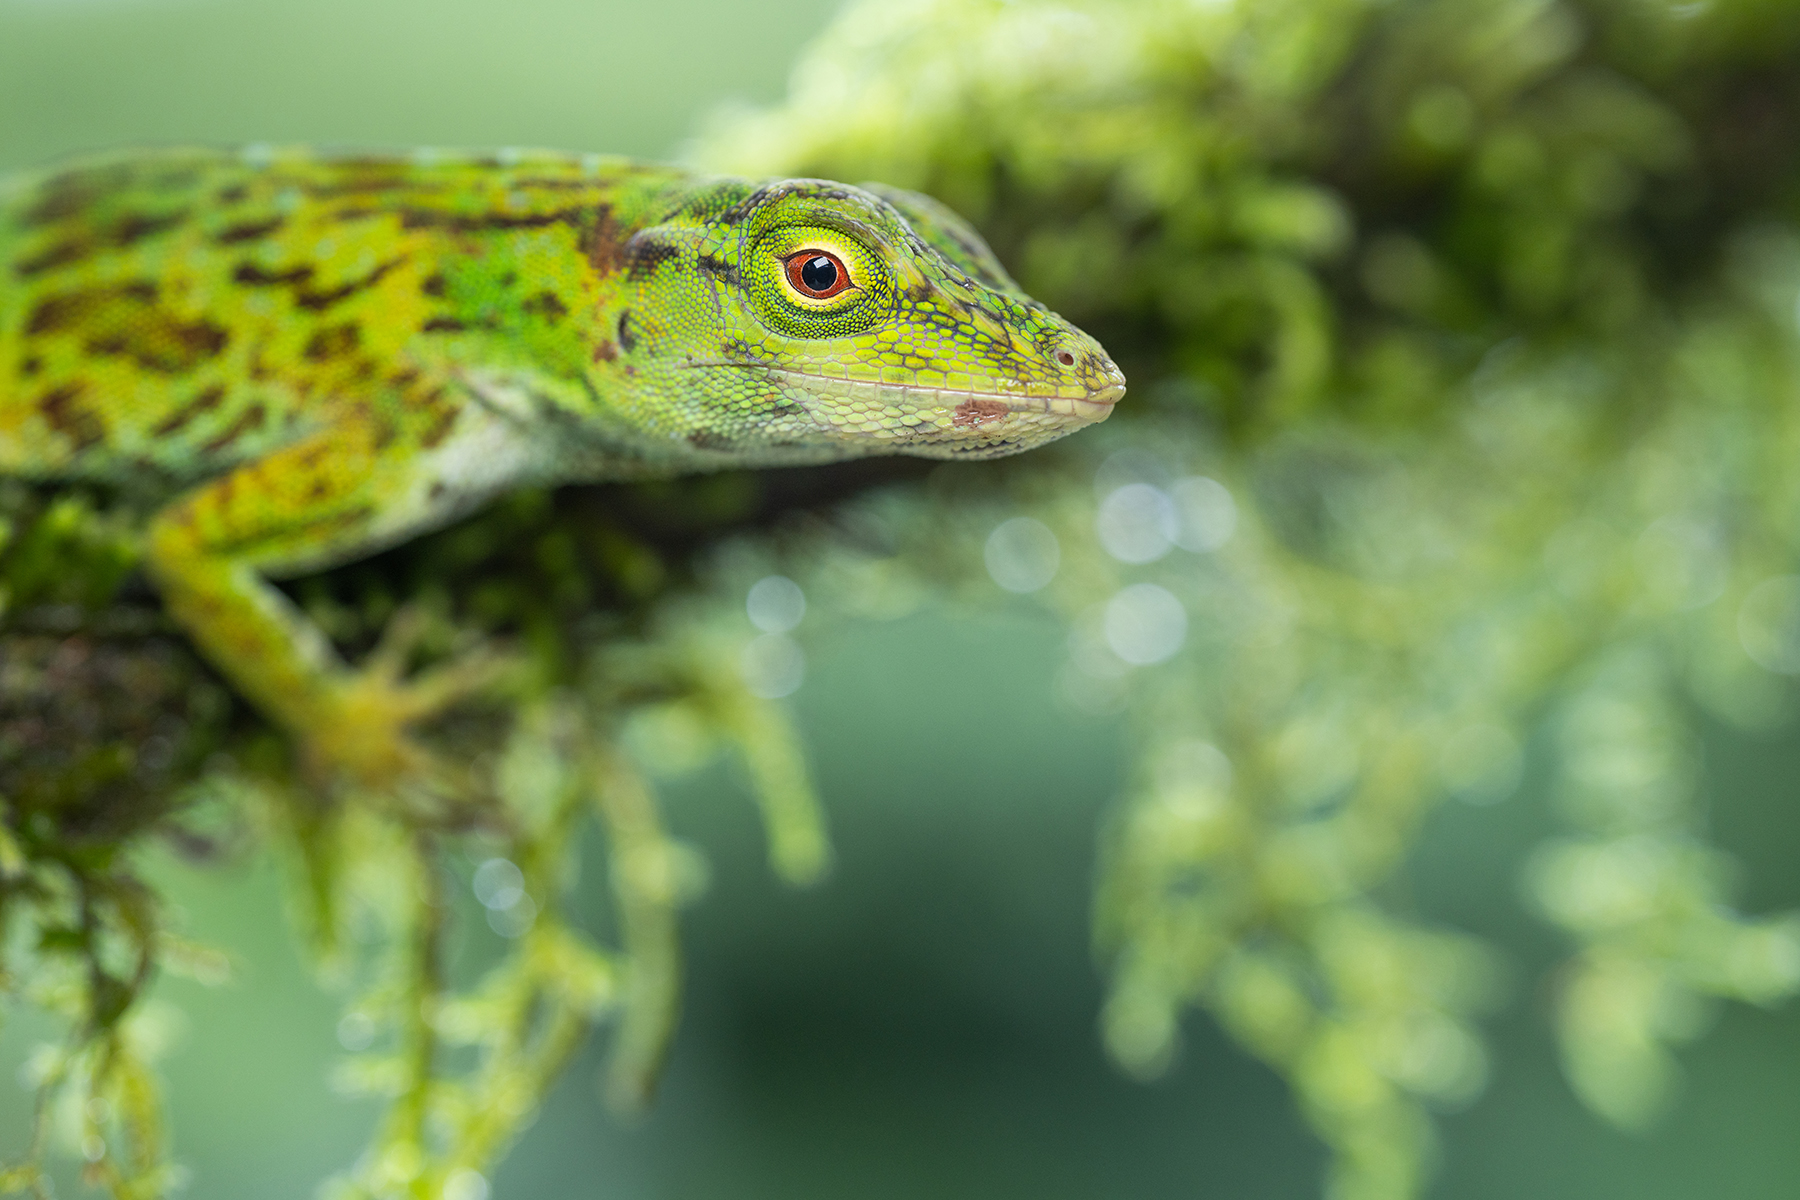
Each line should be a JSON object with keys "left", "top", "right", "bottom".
{"left": 0, "top": 147, "right": 1123, "bottom": 791}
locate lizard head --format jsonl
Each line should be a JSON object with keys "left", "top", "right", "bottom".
{"left": 615, "top": 177, "right": 1124, "bottom": 466}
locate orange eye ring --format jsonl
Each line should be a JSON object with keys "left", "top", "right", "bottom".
{"left": 783, "top": 249, "right": 853, "bottom": 300}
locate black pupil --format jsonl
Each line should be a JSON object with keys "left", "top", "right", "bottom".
{"left": 800, "top": 255, "right": 838, "bottom": 292}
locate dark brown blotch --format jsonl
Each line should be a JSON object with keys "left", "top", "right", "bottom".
{"left": 152, "top": 384, "right": 228, "bottom": 436}
{"left": 38, "top": 383, "right": 104, "bottom": 451}
{"left": 399, "top": 205, "right": 585, "bottom": 233}
{"left": 583, "top": 205, "right": 626, "bottom": 274}
{"left": 697, "top": 254, "right": 740, "bottom": 287}
{"left": 305, "top": 166, "right": 426, "bottom": 198}
{"left": 26, "top": 282, "right": 156, "bottom": 335}
{"left": 294, "top": 256, "right": 409, "bottom": 311}
{"left": 28, "top": 281, "right": 227, "bottom": 374}
{"left": 417, "top": 391, "right": 459, "bottom": 450}
{"left": 521, "top": 291, "right": 569, "bottom": 321}
{"left": 234, "top": 262, "right": 315, "bottom": 288}
{"left": 623, "top": 234, "right": 680, "bottom": 281}
{"left": 718, "top": 185, "right": 774, "bottom": 227}
{"left": 304, "top": 323, "right": 361, "bottom": 361}
{"left": 215, "top": 216, "right": 285, "bottom": 245}
{"left": 201, "top": 403, "right": 267, "bottom": 454}
{"left": 112, "top": 209, "right": 189, "bottom": 247}
{"left": 681, "top": 181, "right": 759, "bottom": 223}
{"left": 14, "top": 239, "right": 94, "bottom": 278}
{"left": 367, "top": 407, "right": 399, "bottom": 453}
{"left": 87, "top": 316, "right": 228, "bottom": 374}
{"left": 20, "top": 165, "right": 128, "bottom": 227}
{"left": 511, "top": 176, "right": 604, "bottom": 191}
{"left": 617, "top": 310, "right": 637, "bottom": 353}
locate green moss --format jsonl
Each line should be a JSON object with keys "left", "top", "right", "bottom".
{"left": 9, "top": 1, "right": 1800, "bottom": 1196}
{"left": 703, "top": 1, "right": 1800, "bottom": 1196}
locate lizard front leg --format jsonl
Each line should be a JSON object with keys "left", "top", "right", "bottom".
{"left": 145, "top": 396, "right": 531, "bottom": 797}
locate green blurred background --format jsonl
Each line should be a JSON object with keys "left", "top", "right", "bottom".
{"left": 2, "top": 1, "right": 1798, "bottom": 1197}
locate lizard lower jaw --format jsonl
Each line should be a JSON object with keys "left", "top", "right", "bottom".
{"left": 676, "top": 362, "right": 1123, "bottom": 457}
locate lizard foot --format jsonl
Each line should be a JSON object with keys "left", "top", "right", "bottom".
{"left": 298, "top": 607, "right": 513, "bottom": 805}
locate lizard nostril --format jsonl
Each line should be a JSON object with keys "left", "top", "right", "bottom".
{"left": 1056, "top": 350, "right": 1076, "bottom": 367}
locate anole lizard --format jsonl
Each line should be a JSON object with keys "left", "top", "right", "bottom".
{"left": 0, "top": 146, "right": 1123, "bottom": 793}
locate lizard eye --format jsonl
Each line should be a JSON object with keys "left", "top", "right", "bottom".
{"left": 783, "top": 250, "right": 852, "bottom": 300}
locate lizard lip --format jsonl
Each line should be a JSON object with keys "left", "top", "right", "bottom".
{"left": 1043, "top": 382, "right": 1125, "bottom": 420}
{"left": 753, "top": 367, "right": 1125, "bottom": 424}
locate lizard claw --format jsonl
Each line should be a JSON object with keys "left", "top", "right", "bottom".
{"left": 364, "top": 604, "right": 434, "bottom": 686}
{"left": 299, "top": 608, "right": 518, "bottom": 808}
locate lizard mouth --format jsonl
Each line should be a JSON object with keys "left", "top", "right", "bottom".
{"left": 761, "top": 367, "right": 1125, "bottom": 426}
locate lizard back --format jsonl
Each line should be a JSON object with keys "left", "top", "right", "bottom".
{"left": 0, "top": 147, "right": 680, "bottom": 490}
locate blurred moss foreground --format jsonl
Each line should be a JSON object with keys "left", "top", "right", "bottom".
{"left": 8, "top": 0, "right": 1800, "bottom": 1196}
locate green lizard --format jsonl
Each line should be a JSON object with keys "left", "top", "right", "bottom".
{"left": 0, "top": 146, "right": 1123, "bottom": 793}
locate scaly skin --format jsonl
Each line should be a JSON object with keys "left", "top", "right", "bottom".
{"left": 0, "top": 146, "right": 1124, "bottom": 793}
